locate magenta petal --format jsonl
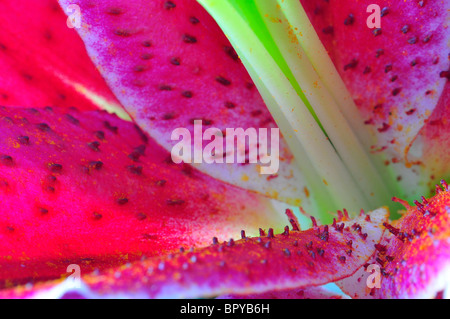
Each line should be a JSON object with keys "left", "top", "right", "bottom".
{"left": 0, "top": 106, "right": 284, "bottom": 287}
{"left": 1, "top": 208, "right": 387, "bottom": 298}
{"left": 57, "top": 0, "right": 306, "bottom": 205}
{"left": 338, "top": 182, "right": 450, "bottom": 298}
{"left": 301, "top": 0, "right": 448, "bottom": 164}
{"left": 413, "top": 83, "right": 450, "bottom": 182}
{"left": 0, "top": 0, "right": 121, "bottom": 110}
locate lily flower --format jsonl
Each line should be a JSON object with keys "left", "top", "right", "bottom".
{"left": 0, "top": 0, "right": 448, "bottom": 299}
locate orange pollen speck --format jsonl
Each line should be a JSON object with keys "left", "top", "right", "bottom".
{"left": 304, "top": 186, "right": 310, "bottom": 198}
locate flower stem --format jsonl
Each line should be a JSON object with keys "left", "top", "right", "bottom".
{"left": 198, "top": 0, "right": 371, "bottom": 219}
{"left": 244, "top": 62, "right": 338, "bottom": 219}
{"left": 253, "top": 0, "right": 392, "bottom": 210}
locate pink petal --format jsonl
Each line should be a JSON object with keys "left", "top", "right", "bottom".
{"left": 338, "top": 181, "right": 450, "bottom": 298}
{"left": 0, "top": 208, "right": 387, "bottom": 298}
{"left": 301, "top": 0, "right": 448, "bottom": 166}
{"left": 57, "top": 0, "right": 306, "bottom": 205}
{"left": 0, "top": 0, "right": 121, "bottom": 110}
{"left": 0, "top": 106, "right": 284, "bottom": 287}
{"left": 412, "top": 83, "right": 450, "bottom": 184}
